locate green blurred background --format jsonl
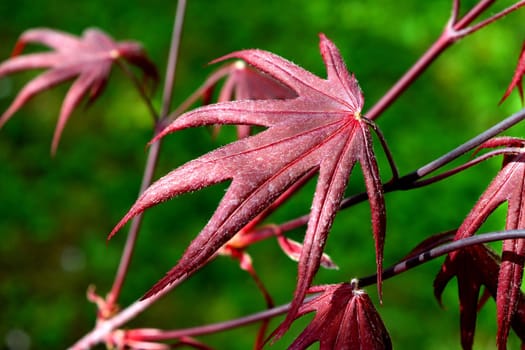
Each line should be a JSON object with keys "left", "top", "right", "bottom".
{"left": 1, "top": 0, "right": 525, "bottom": 349}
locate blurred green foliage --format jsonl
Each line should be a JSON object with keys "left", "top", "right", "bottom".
{"left": 1, "top": 0, "right": 525, "bottom": 349}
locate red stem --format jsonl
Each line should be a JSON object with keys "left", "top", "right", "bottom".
{"left": 105, "top": 0, "right": 187, "bottom": 312}
{"left": 366, "top": 0, "right": 521, "bottom": 121}
{"left": 365, "top": 33, "right": 452, "bottom": 121}
{"left": 456, "top": 0, "right": 525, "bottom": 38}
{"left": 454, "top": 0, "right": 495, "bottom": 30}
{"left": 127, "top": 230, "right": 525, "bottom": 343}
{"left": 106, "top": 139, "right": 162, "bottom": 306}
{"left": 160, "top": 0, "right": 187, "bottom": 118}
{"left": 71, "top": 276, "right": 185, "bottom": 349}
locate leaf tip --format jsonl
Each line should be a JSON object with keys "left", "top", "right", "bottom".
{"left": 500, "top": 40, "right": 525, "bottom": 106}
{"left": 107, "top": 211, "right": 137, "bottom": 242}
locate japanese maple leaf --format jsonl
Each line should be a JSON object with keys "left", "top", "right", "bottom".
{"left": 435, "top": 245, "right": 501, "bottom": 349}
{"left": 286, "top": 282, "right": 391, "bottom": 350}
{"left": 0, "top": 27, "right": 158, "bottom": 154}
{"left": 434, "top": 244, "right": 525, "bottom": 349}
{"left": 109, "top": 33, "right": 386, "bottom": 336}
{"left": 435, "top": 137, "right": 525, "bottom": 349}
{"left": 500, "top": 40, "right": 525, "bottom": 105}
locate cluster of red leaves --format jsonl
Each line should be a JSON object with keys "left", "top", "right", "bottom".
{"left": 435, "top": 137, "right": 525, "bottom": 349}
{"left": 0, "top": 27, "right": 389, "bottom": 347}
{"left": 5, "top": 20, "right": 525, "bottom": 349}
{"left": 109, "top": 33, "right": 386, "bottom": 339}
{"left": 0, "top": 27, "right": 158, "bottom": 154}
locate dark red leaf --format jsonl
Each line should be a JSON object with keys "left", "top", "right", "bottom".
{"left": 0, "top": 27, "right": 158, "bottom": 154}
{"left": 434, "top": 245, "right": 500, "bottom": 349}
{"left": 285, "top": 282, "right": 391, "bottom": 350}
{"left": 435, "top": 139, "right": 525, "bottom": 349}
{"left": 435, "top": 244, "right": 525, "bottom": 349}
{"left": 109, "top": 34, "right": 386, "bottom": 339}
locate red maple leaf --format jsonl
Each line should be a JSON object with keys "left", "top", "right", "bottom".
{"left": 109, "top": 33, "right": 386, "bottom": 337}
{"left": 286, "top": 282, "right": 391, "bottom": 350}
{"left": 0, "top": 27, "right": 158, "bottom": 154}
{"left": 435, "top": 245, "right": 501, "bottom": 349}
{"left": 434, "top": 243, "right": 525, "bottom": 349}
{"left": 435, "top": 137, "right": 525, "bottom": 349}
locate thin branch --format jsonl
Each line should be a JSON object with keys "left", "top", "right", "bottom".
{"left": 410, "top": 147, "right": 524, "bottom": 188}
{"left": 124, "top": 230, "right": 525, "bottom": 343}
{"left": 453, "top": 0, "right": 495, "bottom": 30}
{"left": 365, "top": 33, "right": 452, "bottom": 121}
{"left": 365, "top": 0, "right": 524, "bottom": 121}
{"left": 365, "top": 1, "right": 457, "bottom": 121}
{"left": 411, "top": 107, "right": 525, "bottom": 179}
{"left": 105, "top": 0, "right": 187, "bottom": 312}
{"left": 106, "top": 140, "right": 162, "bottom": 306}
{"left": 451, "top": 0, "right": 461, "bottom": 24}
{"left": 455, "top": 1, "right": 525, "bottom": 38}
{"left": 359, "top": 229, "right": 525, "bottom": 287}
{"left": 71, "top": 275, "right": 185, "bottom": 350}
{"left": 133, "top": 301, "right": 293, "bottom": 341}
{"left": 160, "top": 0, "right": 187, "bottom": 119}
